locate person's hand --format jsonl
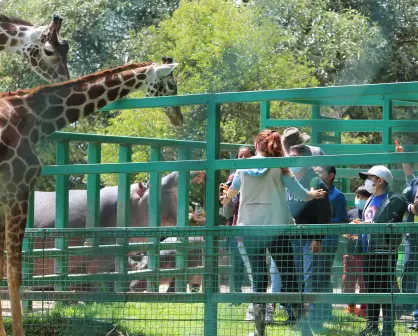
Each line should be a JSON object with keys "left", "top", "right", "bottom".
{"left": 189, "top": 212, "right": 206, "bottom": 226}
{"left": 220, "top": 194, "right": 231, "bottom": 206}
{"left": 350, "top": 218, "right": 363, "bottom": 224}
{"left": 308, "top": 188, "right": 326, "bottom": 199}
{"left": 410, "top": 204, "right": 417, "bottom": 215}
{"left": 395, "top": 140, "right": 404, "bottom": 152}
{"left": 310, "top": 240, "right": 322, "bottom": 253}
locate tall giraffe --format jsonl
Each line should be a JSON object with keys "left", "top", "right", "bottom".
{"left": 0, "top": 13, "right": 69, "bottom": 83}
{"left": 0, "top": 58, "right": 182, "bottom": 335}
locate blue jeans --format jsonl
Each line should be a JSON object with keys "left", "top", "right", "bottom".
{"left": 243, "top": 235, "right": 298, "bottom": 295}
{"left": 303, "top": 235, "right": 339, "bottom": 328}
{"left": 285, "top": 239, "right": 303, "bottom": 318}
{"left": 401, "top": 234, "right": 418, "bottom": 318}
{"left": 270, "top": 257, "right": 281, "bottom": 293}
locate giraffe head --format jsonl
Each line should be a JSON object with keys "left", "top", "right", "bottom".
{"left": 146, "top": 56, "right": 183, "bottom": 126}
{"left": 29, "top": 14, "right": 70, "bottom": 83}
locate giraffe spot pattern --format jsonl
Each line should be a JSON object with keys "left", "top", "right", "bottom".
{"left": 84, "top": 103, "right": 95, "bottom": 116}
{"left": 66, "top": 93, "right": 86, "bottom": 106}
{"left": 41, "top": 122, "right": 56, "bottom": 136}
{"left": 107, "top": 88, "right": 120, "bottom": 101}
{"left": 88, "top": 85, "right": 106, "bottom": 100}
{"left": 10, "top": 39, "right": 20, "bottom": 47}
{"left": 65, "top": 109, "right": 80, "bottom": 123}
{"left": 1, "top": 125, "right": 19, "bottom": 148}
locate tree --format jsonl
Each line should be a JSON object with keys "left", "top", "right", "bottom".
{"left": 123, "top": 0, "right": 318, "bottom": 147}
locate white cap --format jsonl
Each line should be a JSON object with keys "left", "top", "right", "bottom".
{"left": 359, "top": 165, "right": 393, "bottom": 185}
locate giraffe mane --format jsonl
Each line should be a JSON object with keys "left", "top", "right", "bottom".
{"left": 15, "top": 61, "right": 154, "bottom": 98}
{"left": 0, "top": 14, "right": 33, "bottom": 26}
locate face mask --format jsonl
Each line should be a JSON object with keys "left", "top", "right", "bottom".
{"left": 355, "top": 198, "right": 366, "bottom": 210}
{"left": 364, "top": 179, "right": 376, "bottom": 194}
{"left": 290, "top": 167, "right": 302, "bottom": 174}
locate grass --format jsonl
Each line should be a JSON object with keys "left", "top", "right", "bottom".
{"left": 13, "top": 302, "right": 416, "bottom": 335}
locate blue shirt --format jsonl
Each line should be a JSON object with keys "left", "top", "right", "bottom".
{"left": 328, "top": 185, "right": 348, "bottom": 223}
{"left": 361, "top": 193, "right": 388, "bottom": 253}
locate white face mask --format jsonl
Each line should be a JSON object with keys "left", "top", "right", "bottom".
{"left": 364, "top": 179, "right": 376, "bottom": 194}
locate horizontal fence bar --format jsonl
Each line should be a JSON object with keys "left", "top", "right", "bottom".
{"left": 48, "top": 132, "right": 245, "bottom": 151}
{"left": 42, "top": 160, "right": 208, "bottom": 175}
{"left": 214, "top": 151, "right": 418, "bottom": 169}
{"left": 320, "top": 144, "right": 418, "bottom": 154}
{"left": 39, "top": 152, "right": 417, "bottom": 175}
{"left": 283, "top": 98, "right": 418, "bottom": 106}
{"left": 21, "top": 223, "right": 418, "bottom": 238}
{"left": 265, "top": 119, "right": 418, "bottom": 132}
{"left": 92, "top": 82, "right": 418, "bottom": 111}
{"left": 1, "top": 291, "right": 416, "bottom": 304}
{"left": 20, "top": 240, "right": 206, "bottom": 258}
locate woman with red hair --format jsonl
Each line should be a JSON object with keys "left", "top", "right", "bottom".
{"left": 222, "top": 129, "right": 325, "bottom": 336}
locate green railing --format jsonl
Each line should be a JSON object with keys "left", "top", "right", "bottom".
{"left": 13, "top": 80, "right": 418, "bottom": 335}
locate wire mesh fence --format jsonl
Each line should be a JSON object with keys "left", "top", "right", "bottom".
{"left": 2, "top": 224, "right": 415, "bottom": 335}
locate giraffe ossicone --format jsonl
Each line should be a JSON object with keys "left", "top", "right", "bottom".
{"left": 0, "top": 13, "right": 70, "bottom": 83}
{"left": 0, "top": 59, "right": 182, "bottom": 336}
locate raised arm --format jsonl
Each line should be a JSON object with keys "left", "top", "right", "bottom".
{"left": 282, "top": 172, "right": 326, "bottom": 201}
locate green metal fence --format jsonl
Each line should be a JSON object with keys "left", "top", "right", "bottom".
{"left": 8, "top": 81, "right": 418, "bottom": 335}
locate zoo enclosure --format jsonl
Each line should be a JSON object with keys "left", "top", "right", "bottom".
{"left": 4, "top": 81, "right": 418, "bottom": 335}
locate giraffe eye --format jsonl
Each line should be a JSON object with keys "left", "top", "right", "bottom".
{"left": 44, "top": 49, "right": 54, "bottom": 57}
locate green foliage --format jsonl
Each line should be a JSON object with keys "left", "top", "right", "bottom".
{"left": 125, "top": 0, "right": 318, "bottom": 145}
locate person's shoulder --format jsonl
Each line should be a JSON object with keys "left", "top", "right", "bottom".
{"left": 348, "top": 208, "right": 359, "bottom": 220}
{"left": 333, "top": 187, "right": 347, "bottom": 200}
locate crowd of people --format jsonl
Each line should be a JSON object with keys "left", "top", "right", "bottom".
{"left": 219, "top": 127, "right": 416, "bottom": 336}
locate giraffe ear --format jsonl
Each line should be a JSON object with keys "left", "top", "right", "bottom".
{"left": 154, "top": 63, "right": 178, "bottom": 78}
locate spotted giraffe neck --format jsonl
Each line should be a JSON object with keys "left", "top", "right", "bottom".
{"left": 6, "top": 61, "right": 179, "bottom": 141}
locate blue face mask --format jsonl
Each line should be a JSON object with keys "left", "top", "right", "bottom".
{"left": 355, "top": 198, "right": 366, "bottom": 210}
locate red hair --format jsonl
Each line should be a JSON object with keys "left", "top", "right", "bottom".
{"left": 255, "top": 129, "right": 290, "bottom": 174}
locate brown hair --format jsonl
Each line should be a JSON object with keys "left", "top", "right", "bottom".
{"left": 255, "top": 129, "right": 289, "bottom": 174}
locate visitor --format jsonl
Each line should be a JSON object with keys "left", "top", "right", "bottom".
{"left": 221, "top": 129, "right": 326, "bottom": 336}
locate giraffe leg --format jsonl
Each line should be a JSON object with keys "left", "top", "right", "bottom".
{"left": 0, "top": 205, "right": 6, "bottom": 336}
{"left": 6, "top": 204, "right": 27, "bottom": 336}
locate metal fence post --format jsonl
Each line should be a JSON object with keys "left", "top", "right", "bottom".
{"left": 115, "top": 144, "right": 132, "bottom": 293}
{"left": 175, "top": 148, "right": 190, "bottom": 292}
{"left": 55, "top": 141, "right": 69, "bottom": 295}
{"left": 260, "top": 101, "right": 270, "bottom": 130}
{"left": 148, "top": 146, "right": 161, "bottom": 292}
{"left": 86, "top": 142, "right": 101, "bottom": 247}
{"left": 22, "top": 191, "right": 34, "bottom": 311}
{"left": 204, "top": 95, "right": 220, "bottom": 336}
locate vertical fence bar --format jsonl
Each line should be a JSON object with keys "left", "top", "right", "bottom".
{"left": 86, "top": 143, "right": 101, "bottom": 247}
{"left": 311, "top": 105, "right": 321, "bottom": 145}
{"left": 175, "top": 148, "right": 190, "bottom": 292}
{"left": 227, "top": 151, "right": 237, "bottom": 292}
{"left": 204, "top": 95, "right": 220, "bottom": 336}
{"left": 383, "top": 98, "right": 393, "bottom": 172}
{"left": 115, "top": 144, "right": 132, "bottom": 293}
{"left": 55, "top": 141, "right": 69, "bottom": 294}
{"left": 22, "top": 191, "right": 34, "bottom": 311}
{"left": 148, "top": 146, "right": 161, "bottom": 292}
{"left": 260, "top": 101, "right": 270, "bottom": 130}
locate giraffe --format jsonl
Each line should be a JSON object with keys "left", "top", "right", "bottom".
{"left": 0, "top": 58, "right": 182, "bottom": 335}
{"left": 0, "top": 13, "right": 69, "bottom": 83}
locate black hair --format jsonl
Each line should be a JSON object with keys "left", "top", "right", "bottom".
{"left": 323, "top": 166, "right": 337, "bottom": 181}
{"left": 236, "top": 145, "right": 255, "bottom": 158}
{"left": 355, "top": 186, "right": 372, "bottom": 199}
{"left": 289, "top": 144, "right": 312, "bottom": 156}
